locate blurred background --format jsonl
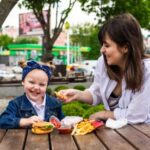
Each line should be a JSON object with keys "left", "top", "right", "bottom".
{"left": 0, "top": 0, "right": 150, "bottom": 116}
{"left": 0, "top": 0, "right": 150, "bottom": 83}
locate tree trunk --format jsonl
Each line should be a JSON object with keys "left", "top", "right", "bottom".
{"left": 41, "top": 27, "right": 64, "bottom": 62}
{"left": 41, "top": 34, "right": 53, "bottom": 62}
{"left": 0, "top": 0, "right": 18, "bottom": 27}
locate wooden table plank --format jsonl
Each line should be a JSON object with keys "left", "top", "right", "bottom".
{"left": 96, "top": 126, "right": 135, "bottom": 150}
{"left": 25, "top": 130, "right": 49, "bottom": 150}
{"left": 74, "top": 132, "right": 107, "bottom": 150}
{"left": 132, "top": 124, "right": 150, "bottom": 137}
{"left": 1, "top": 124, "right": 150, "bottom": 150}
{"left": 51, "top": 130, "right": 78, "bottom": 150}
{"left": 117, "top": 125, "right": 150, "bottom": 150}
{"left": 0, "top": 129, "right": 7, "bottom": 143}
{"left": 0, "top": 129, "right": 26, "bottom": 150}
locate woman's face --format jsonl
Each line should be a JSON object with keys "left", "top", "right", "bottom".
{"left": 101, "top": 34, "right": 128, "bottom": 68}
{"left": 22, "top": 69, "right": 48, "bottom": 103}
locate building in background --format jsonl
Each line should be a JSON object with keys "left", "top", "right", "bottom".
{"left": 3, "top": 44, "right": 90, "bottom": 65}
{"left": 0, "top": 11, "right": 91, "bottom": 66}
{"left": 19, "top": 11, "right": 48, "bottom": 36}
{"left": 1, "top": 26, "right": 18, "bottom": 38}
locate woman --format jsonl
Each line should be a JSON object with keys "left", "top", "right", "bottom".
{"left": 60, "top": 13, "right": 150, "bottom": 124}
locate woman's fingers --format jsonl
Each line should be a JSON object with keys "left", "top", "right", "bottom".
{"left": 56, "top": 89, "right": 80, "bottom": 102}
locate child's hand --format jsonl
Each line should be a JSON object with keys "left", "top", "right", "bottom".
{"left": 20, "top": 115, "right": 42, "bottom": 127}
{"left": 27, "top": 116, "right": 42, "bottom": 124}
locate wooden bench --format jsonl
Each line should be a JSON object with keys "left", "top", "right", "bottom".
{"left": 0, "top": 124, "right": 150, "bottom": 149}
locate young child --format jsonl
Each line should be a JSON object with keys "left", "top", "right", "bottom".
{"left": 0, "top": 60, "right": 64, "bottom": 129}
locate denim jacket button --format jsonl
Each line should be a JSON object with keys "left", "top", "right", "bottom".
{"left": 25, "top": 113, "right": 29, "bottom": 117}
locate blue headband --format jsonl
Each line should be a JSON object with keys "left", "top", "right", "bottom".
{"left": 22, "top": 61, "right": 52, "bottom": 82}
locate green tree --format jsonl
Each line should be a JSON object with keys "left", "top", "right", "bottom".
{"left": 19, "top": 0, "right": 77, "bottom": 62}
{"left": 79, "top": 0, "right": 150, "bottom": 29}
{"left": 14, "top": 37, "right": 39, "bottom": 44}
{"left": 0, "top": 34, "right": 13, "bottom": 50}
{"left": 70, "top": 23, "right": 100, "bottom": 59}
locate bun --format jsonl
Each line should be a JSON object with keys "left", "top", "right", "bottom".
{"left": 18, "top": 60, "right": 27, "bottom": 68}
{"left": 32, "top": 121, "right": 54, "bottom": 134}
{"left": 40, "top": 61, "right": 55, "bottom": 70}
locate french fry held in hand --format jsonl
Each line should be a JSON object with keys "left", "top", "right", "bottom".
{"left": 55, "top": 91, "right": 68, "bottom": 101}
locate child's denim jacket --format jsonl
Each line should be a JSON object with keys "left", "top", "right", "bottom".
{"left": 0, "top": 94, "right": 64, "bottom": 128}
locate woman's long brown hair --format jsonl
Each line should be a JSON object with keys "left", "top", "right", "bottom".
{"left": 98, "top": 13, "right": 148, "bottom": 91}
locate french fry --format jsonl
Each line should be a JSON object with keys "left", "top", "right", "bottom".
{"left": 71, "top": 124, "right": 78, "bottom": 135}
{"left": 55, "top": 91, "right": 67, "bottom": 100}
{"left": 71, "top": 119, "right": 96, "bottom": 135}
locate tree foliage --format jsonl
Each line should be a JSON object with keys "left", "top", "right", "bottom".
{"left": 75, "top": 0, "right": 150, "bottom": 60}
{"left": 0, "top": 34, "right": 13, "bottom": 49}
{"left": 62, "top": 101, "right": 104, "bottom": 118}
{"left": 19, "top": 0, "right": 77, "bottom": 62}
{"left": 14, "top": 37, "right": 39, "bottom": 44}
{"left": 79, "top": 0, "right": 150, "bottom": 29}
{"left": 70, "top": 23, "right": 100, "bottom": 59}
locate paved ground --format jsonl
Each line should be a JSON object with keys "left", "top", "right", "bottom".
{"left": 0, "top": 98, "right": 12, "bottom": 113}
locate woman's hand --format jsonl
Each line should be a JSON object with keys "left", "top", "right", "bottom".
{"left": 19, "top": 115, "right": 42, "bottom": 127}
{"left": 59, "top": 89, "right": 93, "bottom": 104}
{"left": 89, "top": 110, "right": 114, "bottom": 121}
{"left": 59, "top": 89, "right": 82, "bottom": 103}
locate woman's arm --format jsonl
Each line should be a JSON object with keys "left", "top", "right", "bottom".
{"left": 60, "top": 89, "right": 93, "bottom": 104}
{"left": 63, "top": 57, "right": 105, "bottom": 105}
{"left": 89, "top": 110, "right": 115, "bottom": 120}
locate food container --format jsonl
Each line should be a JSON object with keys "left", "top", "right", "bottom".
{"left": 58, "top": 127, "right": 72, "bottom": 134}
{"left": 58, "top": 125, "right": 72, "bottom": 134}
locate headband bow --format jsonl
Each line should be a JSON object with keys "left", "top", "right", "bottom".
{"left": 22, "top": 61, "right": 51, "bottom": 83}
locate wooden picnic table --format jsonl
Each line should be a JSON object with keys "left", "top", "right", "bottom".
{"left": 0, "top": 124, "right": 150, "bottom": 150}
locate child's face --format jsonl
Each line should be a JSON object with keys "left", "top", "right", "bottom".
{"left": 22, "top": 69, "right": 48, "bottom": 103}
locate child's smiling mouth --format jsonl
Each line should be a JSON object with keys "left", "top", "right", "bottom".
{"left": 30, "top": 90, "right": 40, "bottom": 96}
